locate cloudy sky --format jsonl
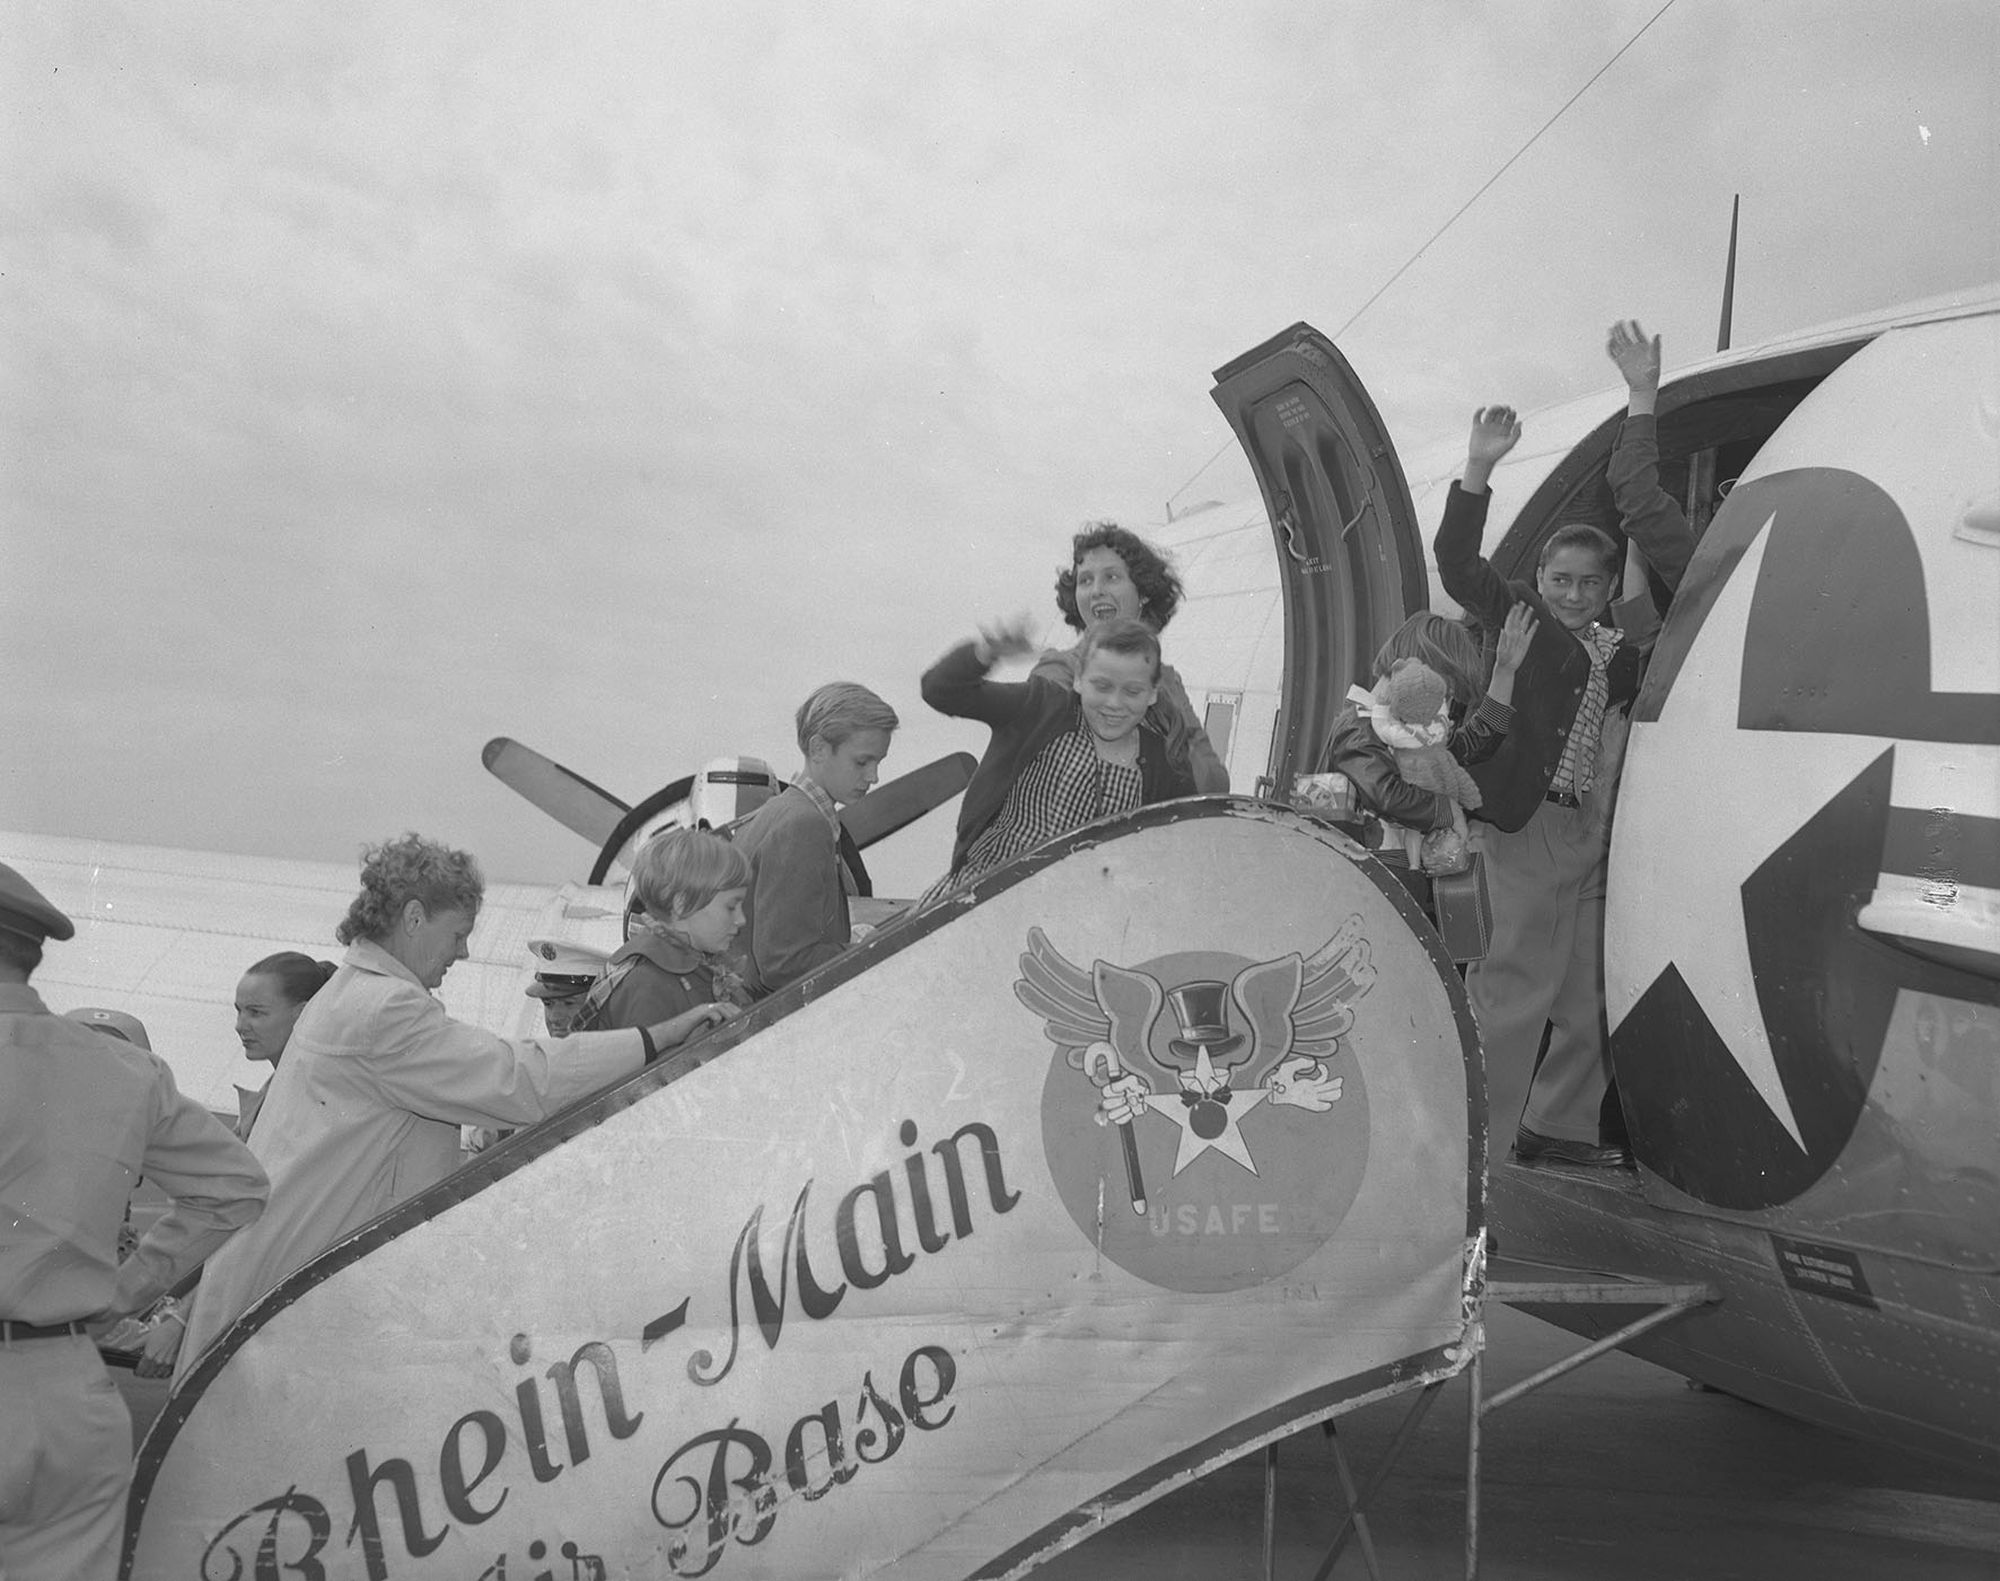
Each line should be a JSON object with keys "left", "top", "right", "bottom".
{"left": 3, "top": 0, "right": 1994, "bottom": 898}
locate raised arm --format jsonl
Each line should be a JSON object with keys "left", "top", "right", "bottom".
{"left": 1605, "top": 320, "right": 1695, "bottom": 594}
{"left": 1483, "top": 601, "right": 1535, "bottom": 709}
{"left": 1450, "top": 602, "right": 1532, "bottom": 766}
{"left": 1432, "top": 405, "right": 1525, "bottom": 630}
{"left": 921, "top": 615, "right": 1040, "bottom": 726}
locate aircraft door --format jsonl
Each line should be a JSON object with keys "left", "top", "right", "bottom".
{"left": 1210, "top": 325, "right": 1429, "bottom": 792}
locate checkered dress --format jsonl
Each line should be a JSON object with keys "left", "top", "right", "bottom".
{"left": 958, "top": 727, "right": 1144, "bottom": 884}
{"left": 1550, "top": 624, "right": 1624, "bottom": 796}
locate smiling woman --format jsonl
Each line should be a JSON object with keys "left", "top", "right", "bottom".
{"left": 1032, "top": 524, "right": 1230, "bottom": 795}
{"left": 173, "top": 834, "right": 703, "bottom": 1384}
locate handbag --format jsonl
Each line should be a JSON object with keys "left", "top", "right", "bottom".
{"left": 1429, "top": 851, "right": 1492, "bottom": 963}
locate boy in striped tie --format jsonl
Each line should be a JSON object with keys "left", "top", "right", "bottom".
{"left": 1432, "top": 321, "right": 1696, "bottom": 1166}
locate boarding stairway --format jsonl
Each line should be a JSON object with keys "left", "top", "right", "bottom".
{"left": 1255, "top": 1251, "right": 1721, "bottom": 1581}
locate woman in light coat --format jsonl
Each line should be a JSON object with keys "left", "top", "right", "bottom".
{"left": 176, "top": 834, "right": 733, "bottom": 1382}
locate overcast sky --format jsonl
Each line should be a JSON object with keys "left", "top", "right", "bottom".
{"left": 4, "top": 1, "right": 1994, "bottom": 898}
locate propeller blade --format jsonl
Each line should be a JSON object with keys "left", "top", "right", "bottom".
{"left": 482, "top": 738, "right": 630, "bottom": 848}
{"left": 660, "top": 752, "right": 973, "bottom": 895}
{"left": 589, "top": 775, "right": 697, "bottom": 886}
{"left": 841, "top": 752, "right": 977, "bottom": 850}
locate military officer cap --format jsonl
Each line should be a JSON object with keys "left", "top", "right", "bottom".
{"left": 524, "top": 937, "right": 608, "bottom": 999}
{"left": 0, "top": 861, "right": 75, "bottom": 943}
{"left": 64, "top": 1006, "right": 154, "bottom": 1051}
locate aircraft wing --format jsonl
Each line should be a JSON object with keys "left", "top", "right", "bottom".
{"left": 0, "top": 830, "right": 587, "bottom": 1114}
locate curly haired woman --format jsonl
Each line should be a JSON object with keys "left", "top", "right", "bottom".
{"left": 176, "top": 833, "right": 717, "bottom": 1380}
{"left": 1029, "top": 523, "right": 1229, "bottom": 793}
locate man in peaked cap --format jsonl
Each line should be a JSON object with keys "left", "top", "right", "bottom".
{"left": 0, "top": 862, "right": 269, "bottom": 1581}
{"left": 0, "top": 862, "right": 73, "bottom": 947}
{"left": 63, "top": 1006, "right": 153, "bottom": 1050}
{"left": 524, "top": 936, "right": 609, "bottom": 1038}
{"left": 464, "top": 936, "right": 615, "bottom": 1157}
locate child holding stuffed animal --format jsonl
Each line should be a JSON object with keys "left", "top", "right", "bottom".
{"left": 1322, "top": 605, "right": 1535, "bottom": 872}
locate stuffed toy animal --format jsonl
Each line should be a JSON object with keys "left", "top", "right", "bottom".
{"left": 1345, "top": 658, "right": 1482, "bottom": 874}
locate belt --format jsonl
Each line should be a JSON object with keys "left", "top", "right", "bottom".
{"left": 1545, "top": 787, "right": 1582, "bottom": 808}
{"left": 0, "top": 1318, "right": 90, "bottom": 1342}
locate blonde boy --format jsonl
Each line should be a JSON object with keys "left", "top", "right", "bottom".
{"left": 574, "top": 830, "right": 747, "bottom": 1057}
{"left": 731, "top": 682, "right": 900, "bottom": 997}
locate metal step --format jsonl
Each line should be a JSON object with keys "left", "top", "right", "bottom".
{"left": 1488, "top": 1254, "right": 1720, "bottom": 1308}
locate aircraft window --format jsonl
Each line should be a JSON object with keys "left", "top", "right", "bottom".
{"left": 1681, "top": 450, "right": 1718, "bottom": 542}
{"left": 1203, "top": 694, "right": 1240, "bottom": 762}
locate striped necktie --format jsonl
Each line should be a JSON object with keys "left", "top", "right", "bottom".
{"left": 1551, "top": 625, "right": 1622, "bottom": 795}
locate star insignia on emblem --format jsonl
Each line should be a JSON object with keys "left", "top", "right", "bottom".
{"left": 1143, "top": 1085, "right": 1273, "bottom": 1176}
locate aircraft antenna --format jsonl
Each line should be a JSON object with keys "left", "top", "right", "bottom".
{"left": 1716, "top": 194, "right": 1740, "bottom": 352}
{"left": 1167, "top": 0, "right": 1682, "bottom": 514}
{"left": 1328, "top": 0, "right": 1682, "bottom": 343}
{"left": 1165, "top": 435, "right": 1238, "bottom": 518}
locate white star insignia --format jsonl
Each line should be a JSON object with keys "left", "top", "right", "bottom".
{"left": 1607, "top": 508, "right": 1885, "bottom": 1151}
{"left": 1144, "top": 1088, "right": 1271, "bottom": 1176}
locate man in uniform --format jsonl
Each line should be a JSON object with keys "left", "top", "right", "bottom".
{"left": 465, "top": 936, "right": 616, "bottom": 1153}
{"left": 523, "top": 936, "right": 609, "bottom": 1037}
{"left": 62, "top": 1008, "right": 160, "bottom": 1262}
{"left": 0, "top": 862, "right": 268, "bottom": 1581}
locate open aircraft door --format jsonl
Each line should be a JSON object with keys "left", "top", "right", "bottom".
{"left": 126, "top": 327, "right": 1480, "bottom": 1581}
{"left": 1208, "top": 323, "right": 1431, "bottom": 793}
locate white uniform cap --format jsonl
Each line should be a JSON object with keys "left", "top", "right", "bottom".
{"left": 524, "top": 937, "right": 610, "bottom": 998}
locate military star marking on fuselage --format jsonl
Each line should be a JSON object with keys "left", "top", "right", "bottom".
{"left": 1609, "top": 508, "right": 1888, "bottom": 1152}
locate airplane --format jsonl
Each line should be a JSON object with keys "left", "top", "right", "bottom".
{"left": 1176, "top": 283, "right": 2000, "bottom": 1475}
{"left": 3, "top": 284, "right": 1994, "bottom": 1579}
